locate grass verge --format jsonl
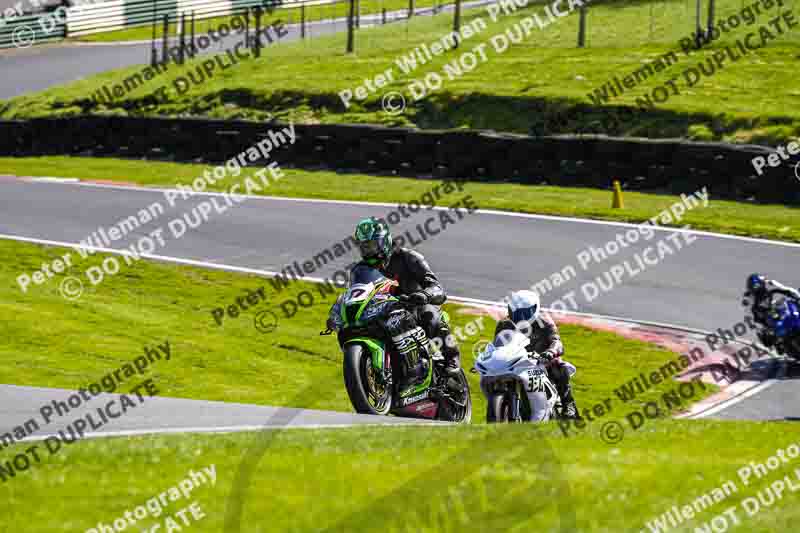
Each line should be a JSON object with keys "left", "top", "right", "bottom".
{"left": 0, "top": 238, "right": 717, "bottom": 414}
{"left": 2, "top": 155, "right": 799, "bottom": 242}
{"left": 3, "top": 0, "right": 800, "bottom": 143}
{"left": 11, "top": 240, "right": 794, "bottom": 533}
{"left": 1, "top": 422, "right": 798, "bottom": 532}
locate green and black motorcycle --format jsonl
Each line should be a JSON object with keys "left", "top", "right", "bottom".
{"left": 321, "top": 265, "right": 471, "bottom": 422}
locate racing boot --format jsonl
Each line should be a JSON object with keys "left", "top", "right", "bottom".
{"left": 443, "top": 344, "right": 462, "bottom": 376}
{"left": 436, "top": 324, "right": 462, "bottom": 378}
{"left": 439, "top": 337, "right": 464, "bottom": 395}
{"left": 423, "top": 326, "right": 462, "bottom": 392}
{"left": 560, "top": 388, "right": 580, "bottom": 420}
{"left": 757, "top": 329, "right": 776, "bottom": 348}
{"left": 551, "top": 363, "right": 580, "bottom": 420}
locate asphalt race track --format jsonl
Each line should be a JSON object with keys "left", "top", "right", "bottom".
{"left": 0, "top": 18, "right": 346, "bottom": 99}
{"left": 0, "top": 384, "right": 437, "bottom": 444}
{"left": 1, "top": 178, "right": 798, "bottom": 427}
{"left": 0, "top": 2, "right": 489, "bottom": 99}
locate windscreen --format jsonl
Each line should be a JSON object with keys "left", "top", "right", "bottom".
{"left": 349, "top": 264, "right": 387, "bottom": 286}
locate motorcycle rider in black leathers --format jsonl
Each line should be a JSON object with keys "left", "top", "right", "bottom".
{"left": 493, "top": 289, "right": 580, "bottom": 419}
{"left": 350, "top": 217, "right": 462, "bottom": 378}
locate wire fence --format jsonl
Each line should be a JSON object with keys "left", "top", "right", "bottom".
{"left": 573, "top": 0, "right": 800, "bottom": 48}
{"left": 3, "top": 0, "right": 795, "bottom": 53}
{"left": 5, "top": 0, "right": 792, "bottom": 55}
{"left": 150, "top": 0, "right": 464, "bottom": 63}
{"left": 260, "top": 0, "right": 800, "bottom": 53}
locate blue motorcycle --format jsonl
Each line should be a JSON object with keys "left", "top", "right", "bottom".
{"left": 764, "top": 299, "right": 800, "bottom": 358}
{"left": 743, "top": 274, "right": 800, "bottom": 360}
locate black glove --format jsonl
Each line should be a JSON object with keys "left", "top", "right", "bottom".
{"left": 398, "top": 291, "right": 430, "bottom": 306}
{"left": 538, "top": 350, "right": 556, "bottom": 362}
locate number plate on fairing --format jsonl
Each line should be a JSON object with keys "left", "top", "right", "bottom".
{"left": 345, "top": 284, "right": 372, "bottom": 304}
{"left": 526, "top": 368, "right": 547, "bottom": 393}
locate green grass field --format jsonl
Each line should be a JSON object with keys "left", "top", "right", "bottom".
{"left": 2, "top": 0, "right": 798, "bottom": 530}
{"left": 1, "top": 422, "right": 799, "bottom": 532}
{"left": 3, "top": 0, "right": 800, "bottom": 143}
{"left": 5, "top": 239, "right": 800, "bottom": 533}
{"left": 2, "top": 155, "right": 798, "bottom": 242}
{"left": 0, "top": 237, "right": 716, "bottom": 414}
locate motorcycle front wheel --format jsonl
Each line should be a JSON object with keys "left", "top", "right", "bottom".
{"left": 343, "top": 343, "right": 392, "bottom": 415}
{"left": 486, "top": 392, "right": 513, "bottom": 423}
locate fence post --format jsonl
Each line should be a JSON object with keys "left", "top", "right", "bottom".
{"left": 347, "top": 0, "right": 355, "bottom": 53}
{"left": 178, "top": 11, "right": 186, "bottom": 64}
{"left": 577, "top": 5, "right": 586, "bottom": 47}
{"left": 301, "top": 4, "right": 306, "bottom": 38}
{"left": 382, "top": 7, "right": 386, "bottom": 24}
{"left": 694, "top": 0, "right": 702, "bottom": 47}
{"left": 150, "top": 0, "right": 158, "bottom": 67}
{"left": 408, "top": 0, "right": 414, "bottom": 17}
{"left": 706, "top": 0, "right": 715, "bottom": 37}
{"left": 452, "top": 0, "right": 461, "bottom": 47}
{"left": 254, "top": 7, "right": 262, "bottom": 57}
{"left": 190, "top": 11, "right": 195, "bottom": 57}
{"left": 161, "top": 14, "right": 169, "bottom": 64}
{"left": 244, "top": 9, "right": 250, "bottom": 48}
{"left": 356, "top": 0, "right": 360, "bottom": 29}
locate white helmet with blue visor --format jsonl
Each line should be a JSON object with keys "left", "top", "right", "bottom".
{"left": 508, "top": 289, "right": 541, "bottom": 325}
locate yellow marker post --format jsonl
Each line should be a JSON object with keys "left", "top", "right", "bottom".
{"left": 612, "top": 180, "right": 624, "bottom": 209}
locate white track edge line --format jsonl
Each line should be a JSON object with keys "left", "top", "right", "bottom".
{"left": 680, "top": 379, "right": 779, "bottom": 419}
{"left": 16, "top": 421, "right": 442, "bottom": 443}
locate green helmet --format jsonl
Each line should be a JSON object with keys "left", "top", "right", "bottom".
{"left": 354, "top": 217, "right": 393, "bottom": 266}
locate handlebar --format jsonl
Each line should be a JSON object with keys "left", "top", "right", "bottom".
{"left": 529, "top": 351, "right": 560, "bottom": 367}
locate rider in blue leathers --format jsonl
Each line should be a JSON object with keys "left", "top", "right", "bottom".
{"left": 744, "top": 273, "right": 800, "bottom": 348}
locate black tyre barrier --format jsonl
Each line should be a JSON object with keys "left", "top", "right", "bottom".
{"left": 1, "top": 116, "right": 797, "bottom": 205}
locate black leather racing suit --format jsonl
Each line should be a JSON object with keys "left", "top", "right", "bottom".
{"left": 353, "top": 246, "right": 461, "bottom": 367}
{"left": 494, "top": 313, "right": 578, "bottom": 416}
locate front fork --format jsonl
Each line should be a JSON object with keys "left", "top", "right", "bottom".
{"left": 510, "top": 384, "right": 523, "bottom": 422}
{"left": 382, "top": 351, "right": 393, "bottom": 390}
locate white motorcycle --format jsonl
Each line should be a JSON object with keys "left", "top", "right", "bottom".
{"left": 474, "top": 330, "right": 576, "bottom": 423}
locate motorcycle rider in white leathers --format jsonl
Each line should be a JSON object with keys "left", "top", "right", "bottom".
{"left": 493, "top": 290, "right": 580, "bottom": 419}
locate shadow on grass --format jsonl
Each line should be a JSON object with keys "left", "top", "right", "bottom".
{"left": 65, "top": 88, "right": 799, "bottom": 145}
{"left": 223, "top": 377, "right": 577, "bottom": 532}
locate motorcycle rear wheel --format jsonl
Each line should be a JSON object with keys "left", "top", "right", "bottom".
{"left": 438, "top": 370, "right": 472, "bottom": 423}
{"left": 343, "top": 343, "right": 392, "bottom": 415}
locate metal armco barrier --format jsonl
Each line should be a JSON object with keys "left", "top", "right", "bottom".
{"left": 66, "top": 0, "right": 336, "bottom": 37}
{"left": 0, "top": 13, "right": 66, "bottom": 48}
{"left": 0, "top": 117, "right": 796, "bottom": 205}
{"left": 0, "top": 0, "right": 339, "bottom": 47}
